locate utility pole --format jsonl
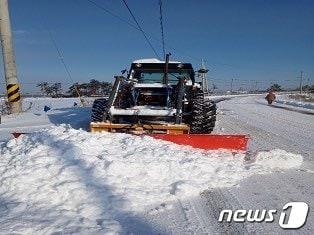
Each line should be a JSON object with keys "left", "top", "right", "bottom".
{"left": 198, "top": 59, "right": 209, "bottom": 94}
{"left": 0, "top": 0, "right": 22, "bottom": 113}
{"left": 306, "top": 77, "right": 310, "bottom": 92}
{"left": 298, "top": 71, "right": 303, "bottom": 94}
{"left": 250, "top": 80, "right": 258, "bottom": 93}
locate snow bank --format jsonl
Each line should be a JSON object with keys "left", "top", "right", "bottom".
{"left": 0, "top": 125, "right": 303, "bottom": 234}
{"left": 276, "top": 95, "right": 314, "bottom": 110}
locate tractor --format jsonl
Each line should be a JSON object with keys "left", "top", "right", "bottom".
{"left": 90, "top": 55, "right": 216, "bottom": 135}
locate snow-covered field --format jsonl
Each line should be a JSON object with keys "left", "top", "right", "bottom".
{"left": 0, "top": 97, "right": 94, "bottom": 141}
{"left": 0, "top": 95, "right": 313, "bottom": 234}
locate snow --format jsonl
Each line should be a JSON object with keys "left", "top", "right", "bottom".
{"left": 133, "top": 83, "right": 169, "bottom": 88}
{"left": 1, "top": 97, "right": 94, "bottom": 113}
{"left": 275, "top": 94, "right": 314, "bottom": 110}
{"left": 214, "top": 96, "right": 314, "bottom": 161}
{"left": 133, "top": 58, "right": 181, "bottom": 64}
{"left": 206, "top": 93, "right": 266, "bottom": 103}
{"left": 0, "top": 125, "right": 303, "bottom": 234}
{"left": 0, "top": 97, "right": 93, "bottom": 141}
{"left": 110, "top": 106, "right": 176, "bottom": 116}
{"left": 0, "top": 95, "right": 312, "bottom": 233}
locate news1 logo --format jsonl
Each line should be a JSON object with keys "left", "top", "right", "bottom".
{"left": 219, "top": 202, "right": 309, "bottom": 229}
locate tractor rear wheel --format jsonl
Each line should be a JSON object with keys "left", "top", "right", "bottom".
{"left": 203, "top": 100, "right": 216, "bottom": 133}
{"left": 189, "top": 90, "right": 216, "bottom": 134}
{"left": 190, "top": 90, "right": 204, "bottom": 133}
{"left": 91, "top": 98, "right": 107, "bottom": 122}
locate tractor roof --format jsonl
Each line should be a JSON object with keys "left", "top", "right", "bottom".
{"left": 132, "top": 58, "right": 181, "bottom": 64}
{"left": 131, "top": 58, "right": 193, "bottom": 71}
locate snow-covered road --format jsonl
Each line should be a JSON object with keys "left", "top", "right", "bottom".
{"left": 216, "top": 96, "right": 313, "bottom": 163}
{"left": 212, "top": 96, "right": 314, "bottom": 234}
{"left": 0, "top": 95, "right": 313, "bottom": 234}
{"left": 150, "top": 95, "right": 314, "bottom": 234}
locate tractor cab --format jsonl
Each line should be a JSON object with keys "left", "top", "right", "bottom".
{"left": 129, "top": 58, "right": 194, "bottom": 84}
{"left": 125, "top": 59, "right": 195, "bottom": 107}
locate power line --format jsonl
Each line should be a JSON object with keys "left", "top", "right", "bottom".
{"left": 86, "top": 0, "right": 139, "bottom": 31}
{"left": 86, "top": 0, "right": 164, "bottom": 60}
{"left": 47, "top": 32, "right": 73, "bottom": 83}
{"left": 121, "top": 0, "right": 160, "bottom": 59}
{"left": 158, "top": 0, "right": 166, "bottom": 59}
{"left": 85, "top": 0, "right": 237, "bottom": 67}
{"left": 85, "top": 0, "right": 196, "bottom": 62}
{"left": 31, "top": 4, "right": 84, "bottom": 104}
{"left": 47, "top": 32, "right": 85, "bottom": 103}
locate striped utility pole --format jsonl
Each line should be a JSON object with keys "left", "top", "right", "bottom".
{"left": 0, "top": 0, "right": 22, "bottom": 113}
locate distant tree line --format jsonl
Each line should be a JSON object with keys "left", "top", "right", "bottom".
{"left": 268, "top": 83, "right": 282, "bottom": 91}
{"left": 68, "top": 79, "right": 112, "bottom": 97}
{"left": 268, "top": 83, "right": 313, "bottom": 93}
{"left": 300, "top": 85, "right": 314, "bottom": 93}
{"left": 37, "top": 79, "right": 112, "bottom": 97}
{"left": 36, "top": 82, "right": 62, "bottom": 97}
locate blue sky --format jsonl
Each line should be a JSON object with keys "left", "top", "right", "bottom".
{"left": 0, "top": 0, "right": 313, "bottom": 93}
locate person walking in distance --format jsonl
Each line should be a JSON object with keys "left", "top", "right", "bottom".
{"left": 265, "top": 90, "right": 276, "bottom": 104}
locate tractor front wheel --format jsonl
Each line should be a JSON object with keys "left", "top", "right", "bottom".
{"left": 91, "top": 98, "right": 108, "bottom": 122}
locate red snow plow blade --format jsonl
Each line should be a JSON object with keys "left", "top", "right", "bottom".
{"left": 150, "top": 134, "right": 249, "bottom": 151}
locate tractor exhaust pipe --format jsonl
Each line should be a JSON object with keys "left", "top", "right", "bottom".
{"left": 163, "top": 53, "right": 171, "bottom": 84}
{"left": 175, "top": 77, "right": 185, "bottom": 124}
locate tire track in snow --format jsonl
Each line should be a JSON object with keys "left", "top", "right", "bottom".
{"left": 252, "top": 99, "right": 313, "bottom": 135}
{"left": 221, "top": 113, "right": 313, "bottom": 156}
{"left": 197, "top": 96, "right": 314, "bottom": 234}
{"left": 215, "top": 97, "right": 314, "bottom": 161}
{"left": 200, "top": 188, "right": 248, "bottom": 234}
{"left": 225, "top": 100, "right": 313, "bottom": 141}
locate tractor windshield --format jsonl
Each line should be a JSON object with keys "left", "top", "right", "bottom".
{"left": 136, "top": 70, "right": 190, "bottom": 84}
{"left": 129, "top": 62, "right": 195, "bottom": 84}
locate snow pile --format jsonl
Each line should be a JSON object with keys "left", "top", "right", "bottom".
{"left": 276, "top": 95, "right": 314, "bottom": 110}
{"left": 0, "top": 125, "right": 303, "bottom": 233}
